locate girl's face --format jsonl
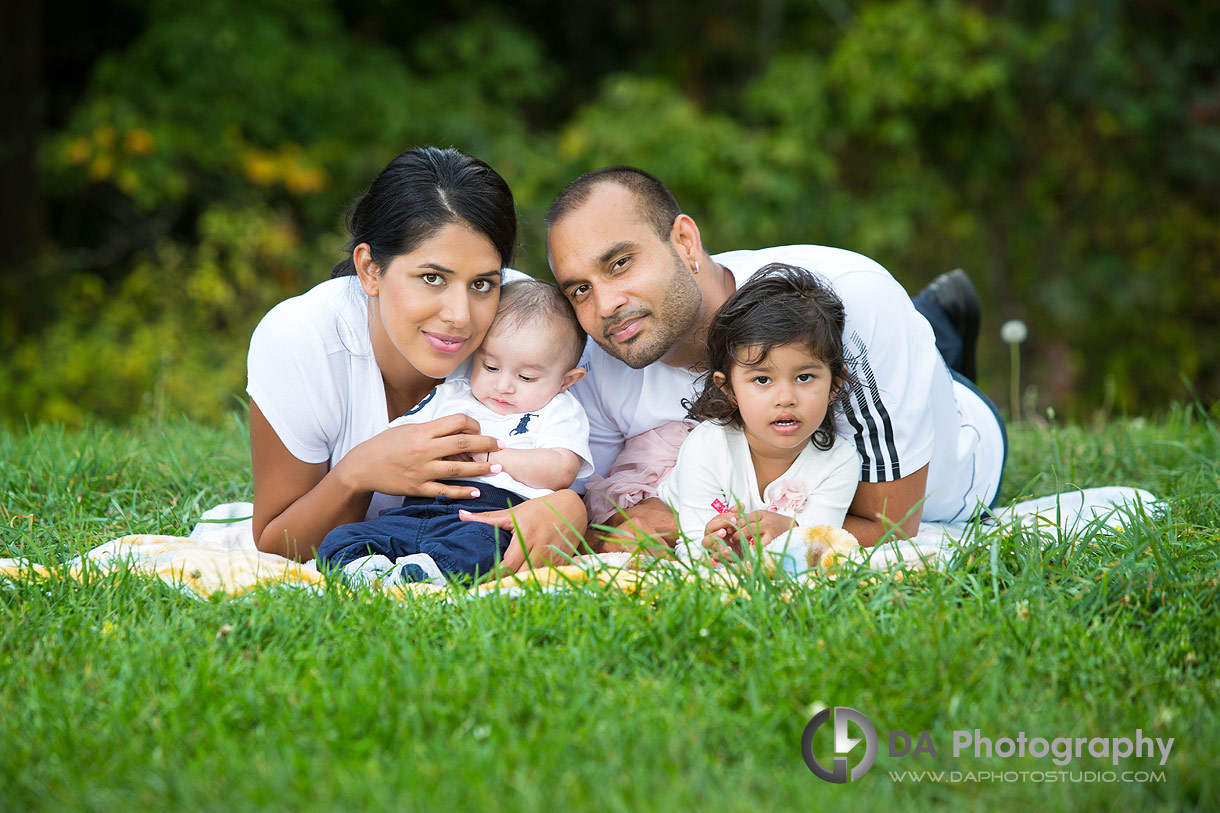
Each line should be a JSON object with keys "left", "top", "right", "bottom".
{"left": 357, "top": 223, "right": 503, "bottom": 386}
{"left": 718, "top": 342, "right": 837, "bottom": 466}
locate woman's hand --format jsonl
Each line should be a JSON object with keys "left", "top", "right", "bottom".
{"left": 252, "top": 409, "right": 504, "bottom": 561}
{"left": 338, "top": 413, "right": 503, "bottom": 500}
{"left": 458, "top": 490, "right": 588, "bottom": 573}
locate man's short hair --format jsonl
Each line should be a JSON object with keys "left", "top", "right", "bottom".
{"left": 494, "top": 279, "right": 586, "bottom": 369}
{"left": 546, "top": 166, "right": 682, "bottom": 243}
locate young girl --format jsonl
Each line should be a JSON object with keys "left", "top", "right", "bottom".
{"left": 657, "top": 263, "right": 860, "bottom": 565}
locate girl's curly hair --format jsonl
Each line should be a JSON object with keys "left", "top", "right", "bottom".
{"left": 684, "top": 263, "right": 855, "bottom": 451}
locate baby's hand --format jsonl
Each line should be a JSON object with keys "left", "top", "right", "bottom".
{"left": 442, "top": 451, "right": 476, "bottom": 463}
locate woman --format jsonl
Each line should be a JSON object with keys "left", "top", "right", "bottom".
{"left": 247, "top": 146, "right": 586, "bottom": 567}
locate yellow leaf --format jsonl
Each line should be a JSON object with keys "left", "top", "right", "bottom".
{"left": 124, "top": 129, "right": 156, "bottom": 156}
{"left": 65, "top": 138, "right": 92, "bottom": 166}
{"left": 241, "top": 151, "right": 278, "bottom": 186}
{"left": 88, "top": 154, "right": 114, "bottom": 181}
{"left": 94, "top": 123, "right": 118, "bottom": 149}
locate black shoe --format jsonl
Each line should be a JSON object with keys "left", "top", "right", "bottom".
{"left": 920, "top": 268, "right": 980, "bottom": 382}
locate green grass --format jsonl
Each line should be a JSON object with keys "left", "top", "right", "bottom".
{"left": 2, "top": 406, "right": 1218, "bottom": 811}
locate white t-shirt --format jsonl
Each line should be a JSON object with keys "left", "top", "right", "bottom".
{"left": 247, "top": 273, "right": 537, "bottom": 521}
{"left": 248, "top": 276, "right": 408, "bottom": 520}
{"left": 569, "top": 245, "right": 1005, "bottom": 523}
{"left": 657, "top": 421, "right": 860, "bottom": 561}
{"left": 390, "top": 378, "right": 593, "bottom": 500}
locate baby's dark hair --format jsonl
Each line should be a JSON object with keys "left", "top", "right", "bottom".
{"left": 685, "top": 263, "right": 854, "bottom": 450}
{"left": 492, "top": 279, "right": 586, "bottom": 369}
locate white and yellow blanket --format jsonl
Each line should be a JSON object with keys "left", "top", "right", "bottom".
{"left": 0, "top": 487, "right": 1163, "bottom": 600}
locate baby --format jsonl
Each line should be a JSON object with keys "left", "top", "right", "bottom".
{"left": 317, "top": 279, "right": 592, "bottom": 580}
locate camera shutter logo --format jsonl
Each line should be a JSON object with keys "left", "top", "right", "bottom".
{"left": 802, "top": 706, "right": 879, "bottom": 783}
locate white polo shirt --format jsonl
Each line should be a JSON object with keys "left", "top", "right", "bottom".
{"left": 569, "top": 245, "right": 1005, "bottom": 523}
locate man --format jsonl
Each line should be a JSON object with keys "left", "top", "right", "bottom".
{"left": 546, "top": 166, "right": 1006, "bottom": 549}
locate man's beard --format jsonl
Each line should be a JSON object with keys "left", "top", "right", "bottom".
{"left": 598, "top": 258, "right": 701, "bottom": 369}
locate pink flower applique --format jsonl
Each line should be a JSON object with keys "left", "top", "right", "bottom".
{"left": 767, "top": 480, "right": 808, "bottom": 514}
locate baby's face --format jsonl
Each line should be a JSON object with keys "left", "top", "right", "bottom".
{"left": 469, "top": 322, "right": 577, "bottom": 415}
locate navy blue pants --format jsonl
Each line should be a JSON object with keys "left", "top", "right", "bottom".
{"left": 911, "top": 289, "right": 967, "bottom": 376}
{"left": 912, "top": 292, "right": 1009, "bottom": 509}
{"left": 317, "top": 481, "right": 526, "bottom": 579}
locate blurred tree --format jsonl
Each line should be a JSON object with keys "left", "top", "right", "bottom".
{"left": 3, "top": 0, "right": 561, "bottom": 424}
{"left": 2, "top": 0, "right": 1217, "bottom": 424}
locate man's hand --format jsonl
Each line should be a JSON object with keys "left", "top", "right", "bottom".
{"left": 458, "top": 489, "right": 587, "bottom": 573}
{"left": 586, "top": 497, "right": 678, "bottom": 556}
{"left": 843, "top": 464, "right": 929, "bottom": 547}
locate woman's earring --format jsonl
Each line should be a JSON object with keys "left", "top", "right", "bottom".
{"left": 693, "top": 261, "right": 700, "bottom": 274}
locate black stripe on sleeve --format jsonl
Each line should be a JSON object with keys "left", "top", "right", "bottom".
{"left": 853, "top": 384, "right": 887, "bottom": 481}
{"left": 841, "top": 394, "right": 871, "bottom": 480}
{"left": 846, "top": 333, "right": 902, "bottom": 482}
{"left": 858, "top": 353, "right": 901, "bottom": 480}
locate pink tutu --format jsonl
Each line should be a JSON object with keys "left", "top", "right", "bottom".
{"left": 584, "top": 420, "right": 694, "bottom": 526}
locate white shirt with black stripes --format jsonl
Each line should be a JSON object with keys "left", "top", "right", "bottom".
{"left": 569, "top": 245, "right": 1005, "bottom": 523}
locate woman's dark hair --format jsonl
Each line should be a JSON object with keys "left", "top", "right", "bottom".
{"left": 684, "top": 263, "right": 855, "bottom": 451}
{"left": 331, "top": 146, "right": 517, "bottom": 278}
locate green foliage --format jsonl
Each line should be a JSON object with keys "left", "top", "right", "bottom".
{"left": 826, "top": 0, "right": 1015, "bottom": 138}
{"left": 0, "top": 205, "right": 327, "bottom": 424}
{"left": 556, "top": 76, "right": 778, "bottom": 253}
{"left": 13, "top": 0, "right": 563, "bottom": 426}
{"left": 38, "top": 0, "right": 563, "bottom": 231}
{"left": 10, "top": 0, "right": 1220, "bottom": 424}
